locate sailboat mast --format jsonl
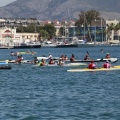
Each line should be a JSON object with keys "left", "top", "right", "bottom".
{"left": 83, "top": 13, "right": 85, "bottom": 39}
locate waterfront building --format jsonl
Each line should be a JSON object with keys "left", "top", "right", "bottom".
{"left": 0, "top": 27, "right": 40, "bottom": 46}
{"left": 0, "top": 18, "right": 120, "bottom": 45}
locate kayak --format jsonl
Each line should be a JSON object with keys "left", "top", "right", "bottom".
{"left": 32, "top": 62, "right": 87, "bottom": 67}
{"left": 37, "top": 57, "right": 59, "bottom": 60}
{"left": 67, "top": 66, "right": 120, "bottom": 72}
{"left": 68, "top": 63, "right": 87, "bottom": 66}
{"left": 17, "top": 52, "right": 37, "bottom": 55}
{"left": 96, "top": 58, "right": 118, "bottom": 62}
{"left": 0, "top": 65, "right": 11, "bottom": 69}
{"left": 0, "top": 61, "right": 8, "bottom": 64}
{"left": 66, "top": 58, "right": 118, "bottom": 63}
{"left": 7, "top": 60, "right": 32, "bottom": 64}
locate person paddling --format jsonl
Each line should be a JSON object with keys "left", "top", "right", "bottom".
{"left": 102, "top": 60, "right": 111, "bottom": 68}
{"left": 105, "top": 53, "right": 110, "bottom": 59}
{"left": 48, "top": 53, "right": 52, "bottom": 59}
{"left": 57, "top": 58, "right": 64, "bottom": 66}
{"left": 33, "top": 57, "right": 38, "bottom": 64}
{"left": 84, "top": 54, "right": 90, "bottom": 60}
{"left": 15, "top": 56, "right": 22, "bottom": 64}
{"left": 10, "top": 52, "right": 15, "bottom": 56}
{"left": 39, "top": 59, "right": 46, "bottom": 66}
{"left": 88, "top": 60, "right": 97, "bottom": 69}
{"left": 49, "top": 58, "right": 55, "bottom": 64}
{"left": 70, "top": 54, "right": 75, "bottom": 62}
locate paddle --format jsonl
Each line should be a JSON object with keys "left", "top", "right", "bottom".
{"left": 100, "top": 49, "right": 105, "bottom": 53}
{"left": 86, "top": 51, "right": 93, "bottom": 60}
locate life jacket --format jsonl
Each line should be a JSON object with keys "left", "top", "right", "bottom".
{"left": 103, "top": 63, "right": 110, "bottom": 68}
{"left": 88, "top": 63, "right": 96, "bottom": 69}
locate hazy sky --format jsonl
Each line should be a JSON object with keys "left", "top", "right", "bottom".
{"left": 0, "top": 0, "right": 16, "bottom": 7}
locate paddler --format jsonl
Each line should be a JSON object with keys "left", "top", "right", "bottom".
{"left": 48, "top": 53, "right": 52, "bottom": 59}
{"left": 33, "top": 57, "right": 38, "bottom": 64}
{"left": 70, "top": 54, "right": 75, "bottom": 62}
{"left": 57, "top": 58, "right": 64, "bottom": 66}
{"left": 64, "top": 55, "right": 68, "bottom": 60}
{"left": 102, "top": 60, "right": 111, "bottom": 68}
{"left": 88, "top": 60, "right": 97, "bottom": 69}
{"left": 15, "top": 56, "right": 22, "bottom": 64}
{"left": 105, "top": 53, "right": 110, "bottom": 59}
{"left": 10, "top": 52, "right": 15, "bottom": 56}
{"left": 84, "top": 54, "right": 90, "bottom": 60}
{"left": 39, "top": 59, "right": 46, "bottom": 66}
{"left": 49, "top": 58, "right": 55, "bottom": 64}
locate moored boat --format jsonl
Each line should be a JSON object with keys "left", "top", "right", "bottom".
{"left": 41, "top": 41, "right": 56, "bottom": 48}
{"left": 9, "top": 42, "right": 41, "bottom": 49}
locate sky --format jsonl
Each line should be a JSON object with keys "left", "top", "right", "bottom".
{"left": 0, "top": 0, "right": 16, "bottom": 7}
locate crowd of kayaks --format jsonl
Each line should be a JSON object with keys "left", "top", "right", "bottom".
{"left": 0, "top": 57, "right": 119, "bottom": 71}
{"left": 0, "top": 51, "right": 119, "bottom": 72}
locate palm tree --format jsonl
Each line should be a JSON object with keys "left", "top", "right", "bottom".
{"left": 106, "top": 23, "right": 115, "bottom": 41}
{"left": 113, "top": 22, "right": 120, "bottom": 40}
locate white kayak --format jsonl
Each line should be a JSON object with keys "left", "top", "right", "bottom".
{"left": 97, "top": 58, "right": 118, "bottom": 62}
{"left": 7, "top": 60, "right": 32, "bottom": 64}
{"left": 32, "top": 62, "right": 87, "bottom": 67}
{"left": 67, "top": 66, "right": 120, "bottom": 72}
{"left": 37, "top": 57, "right": 59, "bottom": 60}
{"left": 65, "top": 58, "right": 118, "bottom": 63}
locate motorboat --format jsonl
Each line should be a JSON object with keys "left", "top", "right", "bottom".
{"left": 41, "top": 41, "right": 56, "bottom": 48}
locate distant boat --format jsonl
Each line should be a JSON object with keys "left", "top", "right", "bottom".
{"left": 41, "top": 41, "right": 56, "bottom": 48}
{"left": 9, "top": 41, "right": 41, "bottom": 49}
{"left": 55, "top": 41, "right": 77, "bottom": 48}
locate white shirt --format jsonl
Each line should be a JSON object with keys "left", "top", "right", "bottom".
{"left": 48, "top": 54, "right": 52, "bottom": 59}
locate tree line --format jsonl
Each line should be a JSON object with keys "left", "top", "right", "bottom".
{"left": 16, "top": 10, "right": 120, "bottom": 40}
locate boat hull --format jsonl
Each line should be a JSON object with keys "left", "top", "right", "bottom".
{"left": 67, "top": 66, "right": 120, "bottom": 72}
{"left": 0, "top": 65, "right": 11, "bottom": 69}
{"left": 32, "top": 62, "right": 86, "bottom": 67}
{"left": 12, "top": 45, "right": 41, "bottom": 49}
{"left": 55, "top": 44, "right": 77, "bottom": 48}
{"left": 66, "top": 58, "right": 118, "bottom": 63}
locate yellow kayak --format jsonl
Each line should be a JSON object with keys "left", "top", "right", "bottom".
{"left": 67, "top": 66, "right": 120, "bottom": 72}
{"left": 17, "top": 52, "right": 37, "bottom": 55}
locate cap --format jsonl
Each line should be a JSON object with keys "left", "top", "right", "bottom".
{"left": 107, "top": 53, "right": 109, "bottom": 54}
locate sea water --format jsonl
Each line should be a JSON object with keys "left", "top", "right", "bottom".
{"left": 0, "top": 46, "right": 120, "bottom": 120}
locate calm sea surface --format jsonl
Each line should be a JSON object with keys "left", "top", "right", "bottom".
{"left": 0, "top": 46, "right": 120, "bottom": 120}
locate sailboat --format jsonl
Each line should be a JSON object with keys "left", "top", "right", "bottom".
{"left": 76, "top": 14, "right": 95, "bottom": 47}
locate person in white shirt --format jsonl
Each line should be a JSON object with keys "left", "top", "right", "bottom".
{"left": 48, "top": 53, "right": 52, "bottom": 59}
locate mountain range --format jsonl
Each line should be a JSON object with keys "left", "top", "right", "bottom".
{"left": 0, "top": 0, "right": 120, "bottom": 21}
